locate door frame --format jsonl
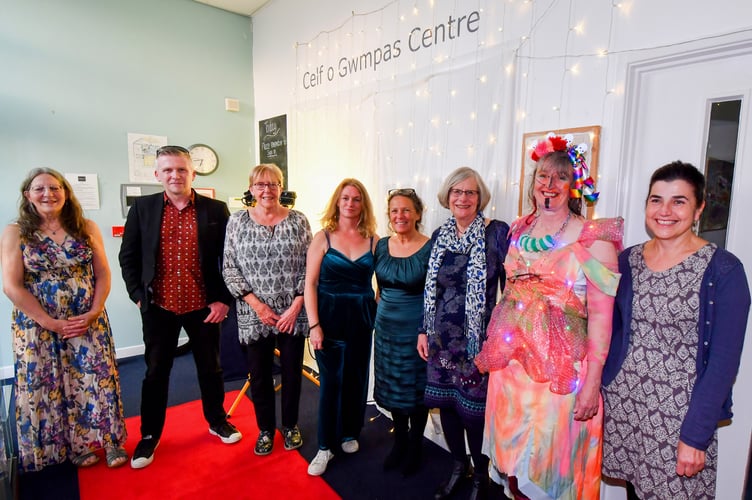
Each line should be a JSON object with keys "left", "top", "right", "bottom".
{"left": 612, "top": 33, "right": 752, "bottom": 500}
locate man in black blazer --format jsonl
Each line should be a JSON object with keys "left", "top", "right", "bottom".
{"left": 119, "top": 145, "right": 241, "bottom": 469}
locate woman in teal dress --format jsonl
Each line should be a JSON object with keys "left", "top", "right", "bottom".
{"left": 305, "top": 178, "right": 379, "bottom": 476}
{"left": 374, "top": 188, "right": 431, "bottom": 476}
{"left": 1, "top": 168, "right": 127, "bottom": 471}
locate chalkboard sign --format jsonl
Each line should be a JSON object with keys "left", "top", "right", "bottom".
{"left": 259, "top": 114, "right": 288, "bottom": 186}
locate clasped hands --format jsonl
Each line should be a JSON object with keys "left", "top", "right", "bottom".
{"left": 253, "top": 301, "right": 298, "bottom": 334}
{"left": 53, "top": 311, "right": 98, "bottom": 339}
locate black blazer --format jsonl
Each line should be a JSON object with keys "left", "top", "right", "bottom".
{"left": 118, "top": 190, "right": 233, "bottom": 312}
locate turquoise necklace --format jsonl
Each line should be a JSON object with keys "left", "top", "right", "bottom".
{"left": 518, "top": 211, "right": 572, "bottom": 253}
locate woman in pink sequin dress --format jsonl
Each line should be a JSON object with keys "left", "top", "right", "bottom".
{"left": 476, "top": 134, "right": 622, "bottom": 499}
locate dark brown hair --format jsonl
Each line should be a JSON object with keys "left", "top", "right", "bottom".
{"left": 17, "top": 168, "right": 89, "bottom": 244}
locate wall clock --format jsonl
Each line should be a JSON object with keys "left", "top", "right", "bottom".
{"left": 188, "top": 144, "right": 219, "bottom": 175}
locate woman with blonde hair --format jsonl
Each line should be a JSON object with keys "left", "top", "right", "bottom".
{"left": 374, "top": 188, "right": 431, "bottom": 476}
{"left": 305, "top": 178, "right": 379, "bottom": 476}
{"left": 223, "top": 163, "right": 312, "bottom": 456}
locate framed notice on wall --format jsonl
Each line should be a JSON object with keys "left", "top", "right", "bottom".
{"left": 259, "top": 114, "right": 288, "bottom": 186}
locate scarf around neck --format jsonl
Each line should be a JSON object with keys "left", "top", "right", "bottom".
{"left": 423, "top": 212, "right": 487, "bottom": 358}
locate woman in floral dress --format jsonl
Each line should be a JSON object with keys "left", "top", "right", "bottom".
{"left": 1, "top": 168, "right": 127, "bottom": 471}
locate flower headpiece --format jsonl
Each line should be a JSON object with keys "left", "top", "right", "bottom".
{"left": 530, "top": 132, "right": 599, "bottom": 203}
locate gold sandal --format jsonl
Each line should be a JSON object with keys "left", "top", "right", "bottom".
{"left": 106, "top": 447, "right": 128, "bottom": 468}
{"left": 71, "top": 451, "right": 100, "bottom": 467}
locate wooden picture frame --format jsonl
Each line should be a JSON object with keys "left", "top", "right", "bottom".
{"left": 519, "top": 125, "right": 601, "bottom": 219}
{"left": 194, "top": 187, "right": 216, "bottom": 199}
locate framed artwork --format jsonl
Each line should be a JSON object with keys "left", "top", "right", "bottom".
{"left": 194, "top": 187, "right": 216, "bottom": 199}
{"left": 519, "top": 125, "right": 601, "bottom": 219}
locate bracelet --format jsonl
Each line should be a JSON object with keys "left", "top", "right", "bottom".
{"left": 308, "top": 322, "right": 320, "bottom": 332}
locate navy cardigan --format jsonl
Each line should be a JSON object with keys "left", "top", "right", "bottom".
{"left": 603, "top": 244, "right": 750, "bottom": 451}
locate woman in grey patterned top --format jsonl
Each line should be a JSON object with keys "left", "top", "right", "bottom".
{"left": 602, "top": 162, "right": 750, "bottom": 500}
{"left": 222, "top": 163, "right": 312, "bottom": 457}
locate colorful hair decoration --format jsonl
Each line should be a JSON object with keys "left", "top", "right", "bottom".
{"left": 530, "top": 133, "right": 599, "bottom": 203}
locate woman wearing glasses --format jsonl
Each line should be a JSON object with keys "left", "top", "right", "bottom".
{"left": 222, "top": 163, "right": 312, "bottom": 456}
{"left": 373, "top": 188, "right": 431, "bottom": 476}
{"left": 1, "top": 168, "right": 127, "bottom": 471}
{"left": 305, "top": 178, "right": 378, "bottom": 476}
{"left": 475, "top": 135, "right": 622, "bottom": 499}
{"left": 417, "top": 167, "right": 509, "bottom": 499}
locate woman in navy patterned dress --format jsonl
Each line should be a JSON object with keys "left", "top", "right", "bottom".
{"left": 417, "top": 167, "right": 509, "bottom": 499}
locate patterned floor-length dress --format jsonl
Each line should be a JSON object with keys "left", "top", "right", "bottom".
{"left": 13, "top": 233, "right": 126, "bottom": 472}
{"left": 602, "top": 244, "right": 718, "bottom": 500}
{"left": 478, "top": 217, "right": 622, "bottom": 500}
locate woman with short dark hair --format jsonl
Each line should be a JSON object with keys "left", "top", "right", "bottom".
{"left": 601, "top": 161, "right": 751, "bottom": 499}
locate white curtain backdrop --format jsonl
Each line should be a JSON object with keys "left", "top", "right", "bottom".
{"left": 292, "top": 0, "right": 520, "bottom": 234}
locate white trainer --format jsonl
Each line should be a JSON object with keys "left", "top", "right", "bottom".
{"left": 341, "top": 439, "right": 359, "bottom": 454}
{"left": 308, "top": 449, "right": 335, "bottom": 476}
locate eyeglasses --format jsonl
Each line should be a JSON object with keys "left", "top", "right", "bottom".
{"left": 28, "top": 185, "right": 63, "bottom": 194}
{"left": 449, "top": 188, "right": 479, "bottom": 198}
{"left": 156, "top": 145, "right": 190, "bottom": 157}
{"left": 388, "top": 188, "right": 417, "bottom": 198}
{"left": 253, "top": 182, "right": 282, "bottom": 191}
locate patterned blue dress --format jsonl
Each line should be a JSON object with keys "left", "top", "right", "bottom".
{"left": 12, "top": 233, "right": 126, "bottom": 472}
{"left": 424, "top": 220, "right": 509, "bottom": 422}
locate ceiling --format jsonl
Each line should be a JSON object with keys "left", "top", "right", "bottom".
{"left": 193, "top": 0, "right": 270, "bottom": 16}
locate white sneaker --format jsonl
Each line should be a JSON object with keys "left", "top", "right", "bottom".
{"left": 308, "top": 449, "right": 334, "bottom": 476}
{"left": 341, "top": 439, "right": 359, "bottom": 454}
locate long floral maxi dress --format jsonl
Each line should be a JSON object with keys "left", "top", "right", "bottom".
{"left": 476, "top": 217, "right": 623, "bottom": 500}
{"left": 12, "top": 233, "right": 126, "bottom": 472}
{"left": 602, "top": 244, "right": 718, "bottom": 500}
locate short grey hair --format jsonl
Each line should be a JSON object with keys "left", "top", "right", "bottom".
{"left": 436, "top": 166, "right": 491, "bottom": 212}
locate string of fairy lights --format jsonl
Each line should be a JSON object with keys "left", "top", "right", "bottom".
{"left": 291, "top": 0, "right": 751, "bottom": 231}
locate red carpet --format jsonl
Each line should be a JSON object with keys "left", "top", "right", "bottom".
{"left": 78, "top": 391, "right": 340, "bottom": 500}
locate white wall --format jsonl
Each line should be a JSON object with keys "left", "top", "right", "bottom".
{"left": 250, "top": 0, "right": 752, "bottom": 498}
{"left": 0, "top": 0, "right": 255, "bottom": 370}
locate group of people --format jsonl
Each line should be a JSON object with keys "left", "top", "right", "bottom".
{"left": 1, "top": 135, "right": 749, "bottom": 500}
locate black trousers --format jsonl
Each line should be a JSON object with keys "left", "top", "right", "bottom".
{"left": 139, "top": 306, "right": 227, "bottom": 439}
{"left": 244, "top": 333, "right": 305, "bottom": 432}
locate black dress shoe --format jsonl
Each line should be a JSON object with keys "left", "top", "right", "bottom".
{"left": 468, "top": 474, "right": 489, "bottom": 500}
{"left": 434, "top": 460, "right": 473, "bottom": 499}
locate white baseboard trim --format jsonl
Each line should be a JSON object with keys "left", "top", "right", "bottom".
{"left": 0, "top": 341, "right": 179, "bottom": 380}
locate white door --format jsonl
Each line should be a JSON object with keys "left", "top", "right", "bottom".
{"left": 614, "top": 38, "right": 752, "bottom": 500}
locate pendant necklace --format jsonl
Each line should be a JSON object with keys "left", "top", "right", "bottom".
{"left": 43, "top": 222, "right": 62, "bottom": 235}
{"left": 518, "top": 211, "right": 572, "bottom": 253}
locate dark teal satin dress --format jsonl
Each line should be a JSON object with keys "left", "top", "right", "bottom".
{"left": 373, "top": 237, "right": 431, "bottom": 411}
{"left": 315, "top": 233, "right": 376, "bottom": 449}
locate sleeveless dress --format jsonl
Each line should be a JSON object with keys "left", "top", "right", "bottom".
{"left": 373, "top": 237, "right": 431, "bottom": 411}
{"left": 12, "top": 233, "right": 126, "bottom": 472}
{"left": 476, "top": 217, "right": 623, "bottom": 500}
{"left": 315, "top": 233, "right": 376, "bottom": 448}
{"left": 602, "top": 244, "right": 718, "bottom": 500}
{"left": 424, "top": 220, "right": 509, "bottom": 422}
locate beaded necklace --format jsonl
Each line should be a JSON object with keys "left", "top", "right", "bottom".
{"left": 518, "top": 211, "right": 572, "bottom": 253}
